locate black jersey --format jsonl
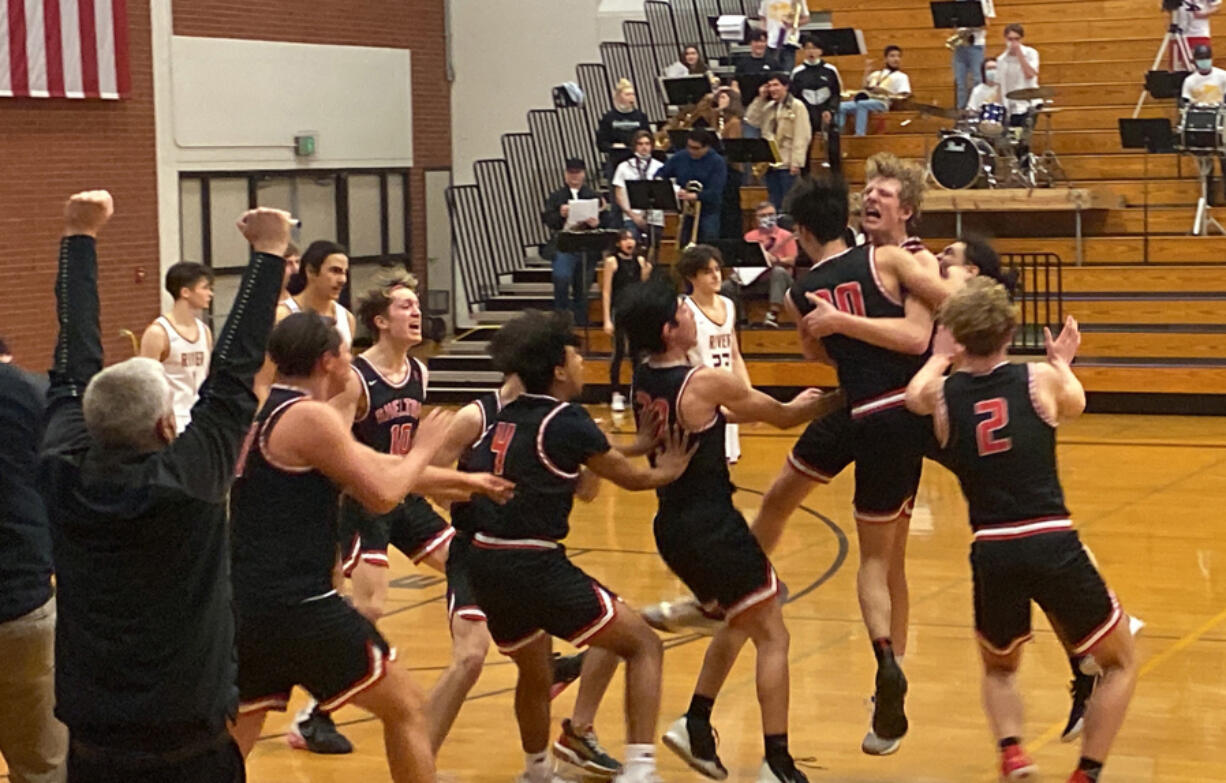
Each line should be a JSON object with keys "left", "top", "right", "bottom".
{"left": 230, "top": 386, "right": 340, "bottom": 610}
{"left": 351, "top": 354, "right": 426, "bottom": 455}
{"left": 631, "top": 362, "right": 733, "bottom": 510}
{"left": 789, "top": 244, "right": 926, "bottom": 405}
{"left": 451, "top": 391, "right": 503, "bottom": 536}
{"left": 461, "top": 394, "right": 610, "bottom": 541}
{"left": 941, "top": 362, "right": 1069, "bottom": 530}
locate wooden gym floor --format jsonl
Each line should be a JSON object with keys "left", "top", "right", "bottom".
{"left": 230, "top": 411, "right": 1226, "bottom": 783}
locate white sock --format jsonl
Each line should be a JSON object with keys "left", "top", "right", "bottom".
{"left": 524, "top": 751, "right": 551, "bottom": 782}
{"left": 625, "top": 743, "right": 655, "bottom": 769}
{"left": 895, "top": 654, "right": 905, "bottom": 670}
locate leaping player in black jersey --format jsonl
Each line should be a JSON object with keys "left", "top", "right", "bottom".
{"left": 461, "top": 310, "right": 693, "bottom": 783}
{"left": 905, "top": 279, "right": 1137, "bottom": 783}
{"left": 229, "top": 312, "right": 456, "bottom": 783}
{"left": 618, "top": 281, "right": 835, "bottom": 783}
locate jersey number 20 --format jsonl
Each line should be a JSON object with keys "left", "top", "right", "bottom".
{"left": 974, "top": 398, "right": 1012, "bottom": 456}
{"left": 813, "top": 282, "right": 866, "bottom": 316}
{"left": 490, "top": 422, "right": 517, "bottom": 476}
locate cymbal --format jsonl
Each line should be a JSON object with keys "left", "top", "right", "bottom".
{"left": 1005, "top": 86, "right": 1056, "bottom": 101}
{"left": 903, "top": 100, "right": 961, "bottom": 120}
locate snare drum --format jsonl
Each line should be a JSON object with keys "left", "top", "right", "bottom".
{"left": 1178, "top": 103, "right": 1226, "bottom": 152}
{"left": 930, "top": 133, "right": 997, "bottom": 190}
{"left": 977, "top": 103, "right": 1007, "bottom": 137}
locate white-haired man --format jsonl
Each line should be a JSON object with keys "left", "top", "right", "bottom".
{"left": 40, "top": 191, "right": 291, "bottom": 780}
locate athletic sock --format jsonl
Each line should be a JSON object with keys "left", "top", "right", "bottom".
{"left": 1078, "top": 757, "right": 1104, "bottom": 781}
{"left": 764, "top": 733, "right": 791, "bottom": 767}
{"left": 625, "top": 743, "right": 656, "bottom": 770}
{"left": 524, "top": 750, "right": 550, "bottom": 782}
{"left": 871, "top": 637, "right": 895, "bottom": 666}
{"left": 687, "top": 694, "right": 715, "bottom": 723}
{"left": 999, "top": 737, "right": 1021, "bottom": 750}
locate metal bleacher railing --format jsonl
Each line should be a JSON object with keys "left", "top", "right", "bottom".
{"left": 1005, "top": 252, "right": 1065, "bottom": 353}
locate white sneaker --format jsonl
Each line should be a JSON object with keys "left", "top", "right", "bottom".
{"left": 662, "top": 715, "right": 728, "bottom": 780}
{"left": 757, "top": 759, "right": 810, "bottom": 782}
{"left": 611, "top": 392, "right": 627, "bottom": 412}
{"left": 641, "top": 596, "right": 724, "bottom": 635}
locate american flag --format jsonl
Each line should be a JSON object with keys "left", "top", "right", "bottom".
{"left": 1, "top": 0, "right": 129, "bottom": 100}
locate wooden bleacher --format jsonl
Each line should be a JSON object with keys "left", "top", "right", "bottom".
{"left": 583, "top": 0, "right": 1226, "bottom": 403}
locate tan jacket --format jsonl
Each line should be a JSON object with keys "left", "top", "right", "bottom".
{"left": 746, "top": 94, "right": 812, "bottom": 170}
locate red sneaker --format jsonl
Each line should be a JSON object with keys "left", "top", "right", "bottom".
{"left": 1067, "top": 771, "right": 1094, "bottom": 783}
{"left": 1000, "top": 745, "right": 1038, "bottom": 780}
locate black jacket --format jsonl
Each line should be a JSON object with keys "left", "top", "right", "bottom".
{"left": 0, "top": 363, "right": 52, "bottom": 625}
{"left": 791, "top": 60, "right": 842, "bottom": 129}
{"left": 541, "top": 183, "right": 601, "bottom": 260}
{"left": 40, "top": 235, "right": 282, "bottom": 748}
{"left": 595, "top": 107, "right": 651, "bottom": 154}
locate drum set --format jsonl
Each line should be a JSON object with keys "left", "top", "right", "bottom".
{"left": 1175, "top": 102, "right": 1226, "bottom": 236}
{"left": 910, "top": 87, "right": 1067, "bottom": 191}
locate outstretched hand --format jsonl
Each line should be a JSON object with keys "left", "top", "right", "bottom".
{"left": 1044, "top": 315, "right": 1080, "bottom": 366}
{"left": 64, "top": 190, "right": 114, "bottom": 237}
{"left": 653, "top": 424, "right": 698, "bottom": 481}
{"left": 237, "top": 207, "right": 296, "bottom": 257}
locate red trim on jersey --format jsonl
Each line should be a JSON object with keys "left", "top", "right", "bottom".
{"left": 496, "top": 628, "right": 547, "bottom": 655}
{"left": 409, "top": 526, "right": 455, "bottom": 564}
{"left": 676, "top": 365, "right": 720, "bottom": 433}
{"left": 472, "top": 532, "right": 559, "bottom": 550}
{"left": 854, "top": 496, "right": 915, "bottom": 525}
{"left": 850, "top": 387, "right": 908, "bottom": 419}
{"left": 971, "top": 516, "right": 1073, "bottom": 541}
{"left": 786, "top": 452, "right": 834, "bottom": 483}
{"left": 725, "top": 564, "right": 780, "bottom": 620}
{"left": 567, "top": 584, "right": 618, "bottom": 647}
{"left": 237, "top": 693, "right": 290, "bottom": 715}
{"left": 867, "top": 245, "right": 904, "bottom": 308}
{"left": 1070, "top": 593, "right": 1123, "bottom": 656}
{"left": 977, "top": 631, "right": 1033, "bottom": 658}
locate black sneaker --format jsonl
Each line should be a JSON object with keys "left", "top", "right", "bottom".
{"left": 549, "top": 651, "right": 586, "bottom": 700}
{"left": 863, "top": 659, "right": 908, "bottom": 754}
{"left": 757, "top": 757, "right": 810, "bottom": 783}
{"left": 1061, "top": 671, "right": 1098, "bottom": 743}
{"left": 662, "top": 714, "right": 728, "bottom": 780}
{"left": 552, "top": 718, "right": 622, "bottom": 778}
{"left": 287, "top": 706, "right": 353, "bottom": 754}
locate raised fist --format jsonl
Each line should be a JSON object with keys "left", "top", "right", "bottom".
{"left": 64, "top": 190, "right": 114, "bottom": 237}
{"left": 236, "top": 208, "right": 295, "bottom": 257}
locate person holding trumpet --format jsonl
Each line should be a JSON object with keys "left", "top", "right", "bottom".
{"left": 835, "top": 45, "right": 912, "bottom": 137}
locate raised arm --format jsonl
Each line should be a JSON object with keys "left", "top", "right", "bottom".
{"left": 43, "top": 191, "right": 113, "bottom": 458}
{"left": 876, "top": 244, "right": 960, "bottom": 312}
{"left": 165, "top": 208, "right": 293, "bottom": 502}
{"left": 1042, "top": 315, "right": 1086, "bottom": 420}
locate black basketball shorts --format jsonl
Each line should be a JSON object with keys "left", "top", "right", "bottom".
{"left": 340, "top": 493, "right": 455, "bottom": 575}
{"left": 787, "top": 398, "right": 926, "bottom": 524}
{"left": 236, "top": 594, "right": 395, "bottom": 715}
{"left": 467, "top": 535, "right": 619, "bottom": 654}
{"left": 971, "top": 525, "right": 1122, "bottom": 657}
{"left": 444, "top": 533, "right": 487, "bottom": 626}
{"left": 653, "top": 499, "right": 779, "bottom": 621}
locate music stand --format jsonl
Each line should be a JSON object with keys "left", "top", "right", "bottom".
{"left": 707, "top": 239, "right": 768, "bottom": 266}
{"left": 722, "top": 138, "right": 780, "bottom": 166}
{"left": 806, "top": 28, "right": 865, "bottom": 57}
{"left": 1118, "top": 118, "right": 1175, "bottom": 153}
{"left": 930, "top": 1, "right": 986, "bottom": 29}
{"left": 1144, "top": 70, "right": 1190, "bottom": 101}
{"left": 661, "top": 75, "right": 713, "bottom": 106}
{"left": 557, "top": 229, "right": 620, "bottom": 255}
{"left": 626, "top": 180, "right": 680, "bottom": 214}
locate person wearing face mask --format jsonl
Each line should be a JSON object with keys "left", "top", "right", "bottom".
{"left": 1181, "top": 43, "right": 1226, "bottom": 105}
{"left": 746, "top": 73, "right": 813, "bottom": 208}
{"left": 790, "top": 34, "right": 842, "bottom": 172}
{"left": 597, "top": 79, "right": 651, "bottom": 179}
{"left": 996, "top": 24, "right": 1041, "bottom": 168}
{"left": 727, "top": 202, "right": 801, "bottom": 328}
{"left": 612, "top": 130, "right": 666, "bottom": 256}
{"left": 835, "top": 45, "right": 912, "bottom": 137}
{"left": 965, "top": 57, "right": 1002, "bottom": 114}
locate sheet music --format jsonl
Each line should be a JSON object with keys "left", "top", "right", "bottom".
{"left": 734, "top": 267, "right": 768, "bottom": 286}
{"left": 565, "top": 199, "right": 599, "bottom": 229}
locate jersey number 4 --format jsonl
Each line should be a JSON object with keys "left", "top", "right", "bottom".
{"left": 813, "top": 282, "right": 866, "bottom": 316}
{"left": 490, "top": 422, "right": 517, "bottom": 476}
{"left": 974, "top": 398, "right": 1013, "bottom": 456}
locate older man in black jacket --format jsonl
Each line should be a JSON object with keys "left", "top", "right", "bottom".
{"left": 40, "top": 190, "right": 291, "bottom": 782}
{"left": 541, "top": 158, "right": 603, "bottom": 325}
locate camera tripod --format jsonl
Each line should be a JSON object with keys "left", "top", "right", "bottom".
{"left": 1134, "top": 13, "right": 1194, "bottom": 117}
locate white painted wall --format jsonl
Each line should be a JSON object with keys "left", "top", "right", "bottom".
{"left": 449, "top": 0, "right": 605, "bottom": 183}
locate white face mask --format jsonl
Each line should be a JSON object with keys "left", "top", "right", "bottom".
{"left": 635, "top": 151, "right": 652, "bottom": 161}
{"left": 758, "top": 215, "right": 777, "bottom": 230}
{"left": 1197, "top": 58, "right": 1214, "bottom": 72}
{"left": 984, "top": 68, "right": 998, "bottom": 82}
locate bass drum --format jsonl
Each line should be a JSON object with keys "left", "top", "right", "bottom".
{"left": 929, "top": 133, "right": 997, "bottom": 190}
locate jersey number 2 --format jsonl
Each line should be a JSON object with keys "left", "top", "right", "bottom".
{"left": 490, "top": 422, "right": 517, "bottom": 476}
{"left": 814, "top": 282, "right": 866, "bottom": 317}
{"left": 974, "top": 398, "right": 1013, "bottom": 456}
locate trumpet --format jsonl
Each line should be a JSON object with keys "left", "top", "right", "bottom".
{"left": 677, "top": 180, "right": 704, "bottom": 250}
{"left": 945, "top": 28, "right": 974, "bottom": 50}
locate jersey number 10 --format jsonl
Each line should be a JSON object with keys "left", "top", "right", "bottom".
{"left": 974, "top": 398, "right": 1013, "bottom": 456}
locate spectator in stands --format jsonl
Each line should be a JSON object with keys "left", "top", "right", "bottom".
{"left": 835, "top": 45, "right": 912, "bottom": 137}
{"left": 659, "top": 128, "right": 727, "bottom": 242}
{"left": 0, "top": 335, "right": 66, "bottom": 783}
{"left": 715, "top": 87, "right": 747, "bottom": 239}
{"left": 725, "top": 201, "right": 800, "bottom": 328}
{"left": 612, "top": 130, "right": 666, "bottom": 256}
{"left": 597, "top": 79, "right": 652, "bottom": 180}
{"left": 996, "top": 23, "right": 1040, "bottom": 168}
{"left": 1182, "top": 43, "right": 1226, "bottom": 105}
{"left": 734, "top": 28, "right": 776, "bottom": 98}
{"left": 663, "top": 45, "right": 719, "bottom": 89}
{"left": 965, "top": 57, "right": 1002, "bottom": 114}
{"left": 952, "top": 0, "right": 996, "bottom": 109}
{"left": 745, "top": 72, "right": 812, "bottom": 208}
{"left": 760, "top": 0, "right": 809, "bottom": 69}
{"left": 600, "top": 229, "right": 652, "bottom": 413}
{"left": 791, "top": 33, "right": 842, "bottom": 172}
{"left": 1173, "top": 1, "right": 1221, "bottom": 71}
{"left": 541, "top": 158, "right": 603, "bottom": 326}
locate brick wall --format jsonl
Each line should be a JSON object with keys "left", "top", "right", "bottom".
{"left": 173, "top": 0, "right": 452, "bottom": 289}
{"left": 0, "top": 0, "right": 158, "bottom": 368}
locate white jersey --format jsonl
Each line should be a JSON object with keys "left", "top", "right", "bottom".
{"left": 155, "top": 315, "right": 210, "bottom": 434}
{"left": 683, "top": 295, "right": 741, "bottom": 462}
{"left": 283, "top": 297, "right": 354, "bottom": 346}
